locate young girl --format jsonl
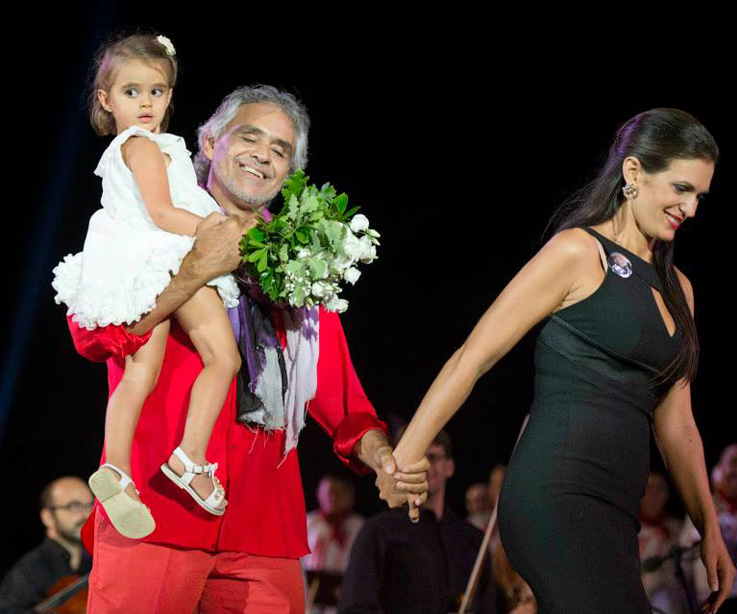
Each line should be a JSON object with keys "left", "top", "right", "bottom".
{"left": 53, "top": 34, "right": 241, "bottom": 538}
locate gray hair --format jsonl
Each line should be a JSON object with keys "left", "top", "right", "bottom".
{"left": 194, "top": 84, "right": 310, "bottom": 184}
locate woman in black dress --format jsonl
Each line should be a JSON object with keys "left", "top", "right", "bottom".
{"left": 393, "top": 109, "right": 735, "bottom": 613}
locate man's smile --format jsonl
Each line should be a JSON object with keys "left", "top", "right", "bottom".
{"left": 238, "top": 162, "right": 268, "bottom": 181}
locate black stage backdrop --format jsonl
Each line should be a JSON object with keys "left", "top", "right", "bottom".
{"left": 1, "top": 9, "right": 733, "bottom": 573}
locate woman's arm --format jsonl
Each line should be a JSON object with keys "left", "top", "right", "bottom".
{"left": 393, "top": 228, "right": 597, "bottom": 468}
{"left": 652, "top": 380, "right": 734, "bottom": 612}
{"left": 123, "top": 136, "right": 204, "bottom": 236}
{"left": 652, "top": 271, "right": 735, "bottom": 614}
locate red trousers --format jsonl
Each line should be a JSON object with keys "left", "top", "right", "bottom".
{"left": 86, "top": 514, "right": 305, "bottom": 613}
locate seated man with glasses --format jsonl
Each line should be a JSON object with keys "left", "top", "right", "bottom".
{"left": 0, "top": 476, "right": 94, "bottom": 613}
{"left": 339, "top": 430, "right": 497, "bottom": 614}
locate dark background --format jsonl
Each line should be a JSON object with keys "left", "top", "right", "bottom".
{"left": 1, "top": 8, "right": 733, "bottom": 574}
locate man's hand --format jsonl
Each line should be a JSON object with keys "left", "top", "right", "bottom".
{"left": 356, "top": 430, "right": 429, "bottom": 523}
{"left": 374, "top": 447, "right": 430, "bottom": 523}
{"left": 189, "top": 212, "right": 259, "bottom": 280}
{"left": 128, "top": 212, "right": 259, "bottom": 336}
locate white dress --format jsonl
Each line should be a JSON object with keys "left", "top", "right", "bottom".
{"left": 52, "top": 126, "right": 240, "bottom": 330}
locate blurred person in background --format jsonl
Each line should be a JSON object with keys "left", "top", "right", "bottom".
{"left": 304, "top": 474, "right": 364, "bottom": 574}
{"left": 0, "top": 477, "right": 93, "bottom": 613}
{"left": 466, "top": 482, "right": 493, "bottom": 530}
{"left": 638, "top": 472, "right": 688, "bottom": 614}
{"left": 303, "top": 474, "right": 364, "bottom": 613}
{"left": 339, "top": 430, "right": 496, "bottom": 614}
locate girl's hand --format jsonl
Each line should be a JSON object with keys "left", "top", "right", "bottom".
{"left": 700, "top": 528, "right": 736, "bottom": 613}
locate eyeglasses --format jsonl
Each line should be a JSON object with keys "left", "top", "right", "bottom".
{"left": 49, "top": 501, "right": 94, "bottom": 513}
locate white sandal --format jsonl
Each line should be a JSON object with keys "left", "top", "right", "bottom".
{"left": 160, "top": 447, "right": 227, "bottom": 516}
{"left": 88, "top": 463, "right": 156, "bottom": 539}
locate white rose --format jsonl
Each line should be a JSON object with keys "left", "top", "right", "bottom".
{"left": 324, "top": 294, "right": 340, "bottom": 312}
{"left": 349, "top": 214, "right": 370, "bottom": 233}
{"left": 311, "top": 281, "right": 328, "bottom": 298}
{"left": 360, "top": 244, "right": 377, "bottom": 264}
{"left": 357, "top": 236, "right": 377, "bottom": 263}
{"left": 343, "top": 267, "right": 362, "bottom": 285}
{"left": 342, "top": 230, "right": 363, "bottom": 261}
{"left": 332, "top": 254, "right": 353, "bottom": 271}
{"left": 335, "top": 298, "right": 349, "bottom": 313}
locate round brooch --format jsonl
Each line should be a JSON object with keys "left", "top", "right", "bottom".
{"left": 608, "top": 252, "right": 632, "bottom": 278}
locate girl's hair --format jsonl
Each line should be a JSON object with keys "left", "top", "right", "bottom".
{"left": 89, "top": 34, "right": 178, "bottom": 136}
{"left": 551, "top": 108, "right": 719, "bottom": 383}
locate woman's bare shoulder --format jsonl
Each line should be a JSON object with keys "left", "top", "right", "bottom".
{"left": 541, "top": 227, "right": 602, "bottom": 266}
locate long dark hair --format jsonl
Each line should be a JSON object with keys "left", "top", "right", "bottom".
{"left": 551, "top": 108, "right": 719, "bottom": 382}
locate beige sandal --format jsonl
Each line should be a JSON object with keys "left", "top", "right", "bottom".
{"left": 88, "top": 463, "right": 156, "bottom": 539}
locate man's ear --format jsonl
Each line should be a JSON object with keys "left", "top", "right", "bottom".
{"left": 203, "top": 135, "right": 217, "bottom": 162}
{"left": 40, "top": 508, "right": 54, "bottom": 531}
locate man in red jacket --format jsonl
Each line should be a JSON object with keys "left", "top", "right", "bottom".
{"left": 69, "top": 85, "right": 428, "bottom": 613}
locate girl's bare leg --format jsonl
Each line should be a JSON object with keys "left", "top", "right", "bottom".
{"left": 103, "top": 320, "right": 170, "bottom": 501}
{"left": 166, "top": 287, "right": 240, "bottom": 503}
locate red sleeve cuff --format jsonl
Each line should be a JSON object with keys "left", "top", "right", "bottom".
{"left": 67, "top": 315, "right": 152, "bottom": 362}
{"left": 333, "top": 412, "right": 391, "bottom": 475}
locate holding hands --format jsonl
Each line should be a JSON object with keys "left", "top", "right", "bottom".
{"left": 356, "top": 430, "right": 430, "bottom": 522}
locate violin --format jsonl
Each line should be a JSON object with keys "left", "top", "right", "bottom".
{"left": 33, "top": 574, "right": 89, "bottom": 614}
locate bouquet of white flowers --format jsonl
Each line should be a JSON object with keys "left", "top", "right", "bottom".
{"left": 239, "top": 170, "right": 380, "bottom": 313}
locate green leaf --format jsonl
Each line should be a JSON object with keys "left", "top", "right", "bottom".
{"left": 279, "top": 244, "right": 289, "bottom": 262}
{"left": 293, "top": 285, "right": 306, "bottom": 307}
{"left": 301, "top": 190, "right": 321, "bottom": 213}
{"left": 334, "top": 193, "right": 348, "bottom": 214}
{"left": 308, "top": 258, "right": 327, "bottom": 279}
{"left": 281, "top": 169, "right": 308, "bottom": 200}
{"left": 257, "top": 250, "right": 268, "bottom": 273}
{"left": 248, "top": 227, "right": 267, "bottom": 242}
{"left": 320, "top": 182, "right": 337, "bottom": 201}
{"left": 247, "top": 248, "right": 265, "bottom": 263}
{"left": 344, "top": 206, "right": 361, "bottom": 219}
{"left": 296, "top": 229, "right": 309, "bottom": 244}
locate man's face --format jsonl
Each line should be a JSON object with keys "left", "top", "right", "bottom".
{"left": 205, "top": 102, "right": 296, "bottom": 212}
{"left": 316, "top": 477, "right": 352, "bottom": 516}
{"left": 427, "top": 443, "right": 454, "bottom": 497}
{"left": 465, "top": 484, "right": 491, "bottom": 515}
{"left": 42, "top": 478, "right": 94, "bottom": 545}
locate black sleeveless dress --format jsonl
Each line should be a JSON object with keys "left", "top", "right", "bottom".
{"left": 498, "top": 228, "right": 681, "bottom": 614}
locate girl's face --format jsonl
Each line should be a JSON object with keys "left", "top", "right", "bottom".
{"left": 625, "top": 157, "right": 714, "bottom": 243}
{"left": 97, "top": 59, "right": 173, "bottom": 134}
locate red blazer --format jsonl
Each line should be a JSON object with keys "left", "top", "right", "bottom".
{"left": 69, "top": 308, "right": 388, "bottom": 558}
